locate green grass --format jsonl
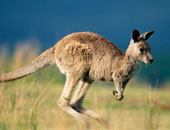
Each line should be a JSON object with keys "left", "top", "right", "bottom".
{"left": 0, "top": 78, "right": 170, "bottom": 130}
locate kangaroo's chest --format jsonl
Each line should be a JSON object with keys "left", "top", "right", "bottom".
{"left": 113, "top": 63, "right": 139, "bottom": 82}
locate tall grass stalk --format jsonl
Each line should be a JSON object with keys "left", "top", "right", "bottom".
{"left": 0, "top": 79, "right": 50, "bottom": 130}
{"left": 145, "top": 86, "right": 160, "bottom": 130}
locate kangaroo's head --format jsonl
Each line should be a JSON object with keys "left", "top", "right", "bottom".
{"left": 126, "top": 29, "right": 154, "bottom": 64}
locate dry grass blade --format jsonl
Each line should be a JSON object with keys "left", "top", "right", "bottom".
{"left": 30, "top": 79, "right": 54, "bottom": 114}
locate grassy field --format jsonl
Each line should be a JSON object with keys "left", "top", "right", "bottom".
{"left": 0, "top": 43, "right": 170, "bottom": 130}
{"left": 0, "top": 79, "right": 170, "bottom": 130}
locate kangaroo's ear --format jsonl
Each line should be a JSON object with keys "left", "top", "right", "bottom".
{"left": 143, "top": 31, "right": 155, "bottom": 41}
{"left": 132, "top": 29, "right": 140, "bottom": 43}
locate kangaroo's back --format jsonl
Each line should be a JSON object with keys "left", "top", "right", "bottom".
{"left": 54, "top": 32, "right": 124, "bottom": 80}
{"left": 55, "top": 32, "right": 123, "bottom": 56}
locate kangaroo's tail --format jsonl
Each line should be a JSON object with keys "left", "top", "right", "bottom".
{"left": 0, "top": 47, "right": 56, "bottom": 83}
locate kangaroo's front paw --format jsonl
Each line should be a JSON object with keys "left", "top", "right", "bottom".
{"left": 113, "top": 90, "right": 124, "bottom": 101}
{"left": 116, "top": 95, "right": 124, "bottom": 101}
{"left": 113, "top": 90, "right": 117, "bottom": 96}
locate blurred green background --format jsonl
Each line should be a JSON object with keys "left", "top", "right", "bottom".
{"left": 0, "top": 0, "right": 170, "bottom": 86}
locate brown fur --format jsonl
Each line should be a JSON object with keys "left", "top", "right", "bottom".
{"left": 0, "top": 30, "right": 154, "bottom": 127}
{"left": 0, "top": 47, "right": 55, "bottom": 82}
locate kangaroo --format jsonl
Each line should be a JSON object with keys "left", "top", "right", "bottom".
{"left": 0, "top": 29, "right": 154, "bottom": 127}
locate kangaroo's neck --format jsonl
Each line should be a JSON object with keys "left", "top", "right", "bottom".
{"left": 123, "top": 45, "right": 140, "bottom": 78}
{"left": 124, "top": 54, "right": 139, "bottom": 69}
{"left": 125, "top": 40, "right": 136, "bottom": 58}
{"left": 112, "top": 44, "right": 140, "bottom": 82}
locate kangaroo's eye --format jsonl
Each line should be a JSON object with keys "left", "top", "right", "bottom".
{"left": 140, "top": 48, "right": 145, "bottom": 53}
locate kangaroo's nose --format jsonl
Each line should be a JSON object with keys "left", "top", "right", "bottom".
{"left": 150, "top": 59, "right": 154, "bottom": 64}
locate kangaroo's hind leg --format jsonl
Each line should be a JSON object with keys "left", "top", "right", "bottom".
{"left": 57, "top": 74, "right": 87, "bottom": 127}
{"left": 70, "top": 77, "right": 108, "bottom": 127}
{"left": 70, "top": 78, "right": 91, "bottom": 112}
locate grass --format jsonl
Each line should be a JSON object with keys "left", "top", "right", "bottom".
{"left": 0, "top": 80, "right": 170, "bottom": 130}
{"left": 0, "top": 43, "right": 170, "bottom": 130}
